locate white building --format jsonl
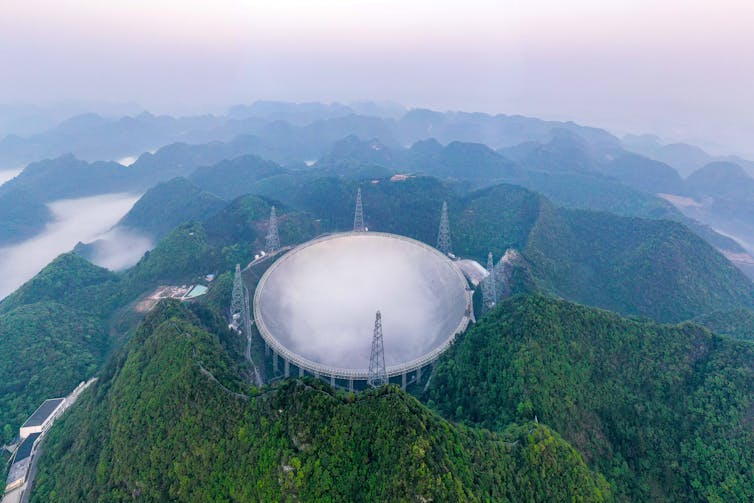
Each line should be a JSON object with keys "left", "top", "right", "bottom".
{"left": 18, "top": 398, "right": 65, "bottom": 439}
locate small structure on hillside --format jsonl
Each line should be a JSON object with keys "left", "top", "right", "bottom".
{"left": 19, "top": 398, "right": 65, "bottom": 439}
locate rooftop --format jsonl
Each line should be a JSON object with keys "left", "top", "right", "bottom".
{"left": 13, "top": 432, "right": 40, "bottom": 464}
{"left": 185, "top": 284, "right": 208, "bottom": 298}
{"left": 21, "top": 398, "right": 64, "bottom": 428}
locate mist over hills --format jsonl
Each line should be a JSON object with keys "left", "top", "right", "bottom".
{"left": 3, "top": 100, "right": 754, "bottom": 268}
{"left": 1, "top": 101, "right": 754, "bottom": 501}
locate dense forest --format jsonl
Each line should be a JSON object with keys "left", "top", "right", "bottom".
{"left": 31, "top": 301, "right": 610, "bottom": 502}
{"left": 1, "top": 138, "right": 753, "bottom": 502}
{"left": 3, "top": 173, "right": 754, "bottom": 447}
{"left": 426, "top": 295, "right": 754, "bottom": 502}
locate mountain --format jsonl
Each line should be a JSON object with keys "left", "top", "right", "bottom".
{"left": 0, "top": 111, "right": 227, "bottom": 167}
{"left": 0, "top": 155, "right": 134, "bottom": 241}
{"left": 31, "top": 300, "right": 610, "bottom": 502}
{"left": 523, "top": 201, "right": 754, "bottom": 322}
{"left": 396, "top": 109, "right": 622, "bottom": 151}
{"left": 117, "top": 177, "right": 225, "bottom": 239}
{"left": 602, "top": 153, "right": 685, "bottom": 194}
{"left": 0, "top": 254, "right": 121, "bottom": 444}
{"left": 622, "top": 135, "right": 754, "bottom": 178}
{"left": 694, "top": 308, "right": 754, "bottom": 342}
{"left": 426, "top": 294, "right": 754, "bottom": 502}
{"left": 686, "top": 161, "right": 754, "bottom": 200}
{"left": 407, "top": 140, "right": 521, "bottom": 180}
{"left": 0, "top": 138, "right": 267, "bottom": 245}
{"left": 266, "top": 177, "right": 754, "bottom": 322}
{"left": 188, "top": 154, "right": 286, "bottom": 200}
{"left": 663, "top": 162, "right": 754, "bottom": 271}
{"left": 228, "top": 100, "right": 356, "bottom": 124}
{"left": 3, "top": 171, "right": 753, "bottom": 447}
{"left": 313, "top": 135, "right": 399, "bottom": 181}
{"left": 282, "top": 133, "right": 745, "bottom": 270}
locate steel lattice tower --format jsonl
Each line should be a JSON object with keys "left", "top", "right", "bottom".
{"left": 368, "top": 311, "right": 388, "bottom": 387}
{"left": 353, "top": 188, "right": 366, "bottom": 232}
{"left": 482, "top": 251, "right": 497, "bottom": 310}
{"left": 266, "top": 206, "right": 280, "bottom": 252}
{"left": 437, "top": 200, "right": 452, "bottom": 255}
{"left": 231, "top": 264, "right": 245, "bottom": 327}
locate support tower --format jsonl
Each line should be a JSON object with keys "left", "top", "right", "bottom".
{"left": 231, "top": 264, "right": 245, "bottom": 322}
{"left": 482, "top": 251, "right": 497, "bottom": 310}
{"left": 368, "top": 311, "right": 387, "bottom": 387}
{"left": 437, "top": 200, "right": 452, "bottom": 255}
{"left": 353, "top": 188, "right": 366, "bottom": 232}
{"left": 266, "top": 206, "right": 280, "bottom": 253}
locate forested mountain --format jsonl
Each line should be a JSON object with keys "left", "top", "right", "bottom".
{"left": 188, "top": 154, "right": 286, "bottom": 201}
{"left": 426, "top": 294, "right": 754, "bottom": 502}
{"left": 1, "top": 106, "right": 753, "bottom": 502}
{"left": 117, "top": 178, "right": 225, "bottom": 239}
{"left": 0, "top": 102, "right": 624, "bottom": 169}
{"left": 694, "top": 308, "right": 754, "bottom": 342}
{"left": 623, "top": 134, "right": 754, "bottom": 178}
{"left": 5, "top": 172, "right": 753, "bottom": 449}
{"left": 3, "top": 102, "right": 751, "bottom": 276}
{"left": 244, "top": 176, "right": 754, "bottom": 322}
{"left": 31, "top": 300, "right": 610, "bottom": 502}
{"left": 0, "top": 254, "right": 121, "bottom": 443}
{"left": 0, "top": 152, "right": 752, "bottom": 501}
{"left": 0, "top": 139, "right": 265, "bottom": 245}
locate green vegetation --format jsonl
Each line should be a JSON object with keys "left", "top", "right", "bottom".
{"left": 117, "top": 177, "right": 225, "bottom": 239}
{"left": 2, "top": 161, "right": 753, "bottom": 500}
{"left": 0, "top": 255, "right": 120, "bottom": 444}
{"left": 188, "top": 154, "right": 285, "bottom": 200}
{"left": 524, "top": 203, "right": 754, "bottom": 322}
{"left": 694, "top": 308, "right": 754, "bottom": 341}
{"left": 32, "top": 301, "right": 610, "bottom": 502}
{"left": 427, "top": 295, "right": 754, "bottom": 502}
{"left": 264, "top": 177, "right": 754, "bottom": 322}
{"left": 0, "top": 193, "right": 317, "bottom": 444}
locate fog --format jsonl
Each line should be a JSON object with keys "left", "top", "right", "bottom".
{"left": 0, "top": 192, "right": 151, "bottom": 299}
{"left": 256, "top": 234, "right": 468, "bottom": 372}
{"left": 85, "top": 227, "right": 153, "bottom": 271}
{"left": 116, "top": 155, "right": 138, "bottom": 166}
{"left": 0, "top": 168, "right": 23, "bottom": 186}
{"left": 2, "top": 1, "right": 754, "bottom": 155}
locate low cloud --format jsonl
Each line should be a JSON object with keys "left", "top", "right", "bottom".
{"left": 0, "top": 168, "right": 23, "bottom": 187}
{"left": 86, "top": 226, "right": 153, "bottom": 271}
{"left": 0, "top": 192, "right": 149, "bottom": 299}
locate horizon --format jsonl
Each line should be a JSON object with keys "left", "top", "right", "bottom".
{"left": 2, "top": 1, "right": 753, "bottom": 156}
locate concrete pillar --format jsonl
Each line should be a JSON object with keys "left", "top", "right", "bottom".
{"left": 401, "top": 372, "right": 407, "bottom": 390}
{"left": 417, "top": 366, "right": 422, "bottom": 382}
{"left": 265, "top": 341, "right": 270, "bottom": 356}
{"left": 298, "top": 366, "right": 304, "bottom": 377}
{"left": 348, "top": 379, "right": 354, "bottom": 392}
{"left": 284, "top": 359, "right": 290, "bottom": 378}
{"left": 330, "top": 374, "right": 335, "bottom": 387}
{"left": 273, "top": 352, "right": 279, "bottom": 373}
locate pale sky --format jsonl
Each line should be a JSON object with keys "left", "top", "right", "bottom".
{"left": 1, "top": 0, "right": 754, "bottom": 155}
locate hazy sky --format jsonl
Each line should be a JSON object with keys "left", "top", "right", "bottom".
{"left": 2, "top": 0, "right": 754, "bottom": 154}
